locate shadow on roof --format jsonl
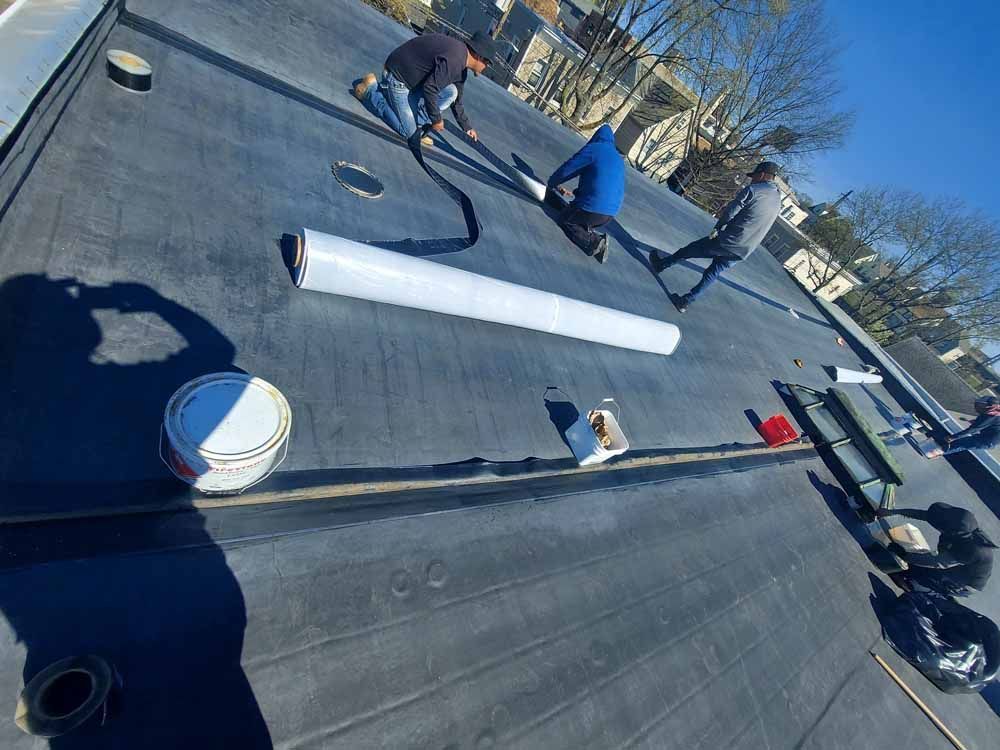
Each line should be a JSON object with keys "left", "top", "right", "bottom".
{"left": 0, "top": 274, "right": 271, "bottom": 746}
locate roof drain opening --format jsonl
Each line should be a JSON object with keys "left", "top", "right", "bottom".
{"left": 332, "top": 162, "right": 384, "bottom": 199}
{"left": 106, "top": 50, "right": 152, "bottom": 93}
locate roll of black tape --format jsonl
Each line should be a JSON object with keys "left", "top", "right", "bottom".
{"left": 106, "top": 49, "right": 152, "bottom": 93}
{"left": 15, "top": 655, "right": 118, "bottom": 738}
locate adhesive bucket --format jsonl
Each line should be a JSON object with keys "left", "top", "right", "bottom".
{"left": 161, "top": 373, "right": 291, "bottom": 494}
{"left": 565, "top": 398, "right": 628, "bottom": 466}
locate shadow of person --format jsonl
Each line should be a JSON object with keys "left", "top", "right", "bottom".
{"left": 0, "top": 274, "right": 272, "bottom": 747}
{"left": 0, "top": 275, "right": 239, "bottom": 515}
{"left": 543, "top": 387, "right": 580, "bottom": 453}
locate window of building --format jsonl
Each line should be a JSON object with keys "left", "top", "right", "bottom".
{"left": 527, "top": 58, "right": 548, "bottom": 89}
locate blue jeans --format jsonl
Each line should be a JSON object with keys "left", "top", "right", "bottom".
{"left": 660, "top": 236, "right": 740, "bottom": 302}
{"left": 361, "top": 71, "right": 458, "bottom": 139}
{"left": 944, "top": 431, "right": 1000, "bottom": 454}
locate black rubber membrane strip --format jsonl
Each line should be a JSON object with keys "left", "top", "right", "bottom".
{"left": 0, "top": 447, "right": 817, "bottom": 569}
{"left": 119, "top": 10, "right": 481, "bottom": 256}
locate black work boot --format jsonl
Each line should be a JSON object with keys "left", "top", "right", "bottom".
{"left": 594, "top": 234, "right": 610, "bottom": 264}
{"left": 669, "top": 292, "right": 690, "bottom": 313}
{"left": 650, "top": 250, "right": 673, "bottom": 273}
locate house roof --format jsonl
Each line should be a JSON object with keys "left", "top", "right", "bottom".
{"left": 885, "top": 338, "right": 981, "bottom": 414}
{"left": 1, "top": 1, "right": 999, "bottom": 747}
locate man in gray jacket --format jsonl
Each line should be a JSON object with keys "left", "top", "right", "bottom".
{"left": 650, "top": 161, "right": 782, "bottom": 312}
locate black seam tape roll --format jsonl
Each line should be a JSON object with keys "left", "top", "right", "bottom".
{"left": 15, "top": 655, "right": 117, "bottom": 738}
{"left": 106, "top": 49, "right": 152, "bottom": 92}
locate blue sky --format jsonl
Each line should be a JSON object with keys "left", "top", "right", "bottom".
{"left": 801, "top": 0, "right": 1000, "bottom": 223}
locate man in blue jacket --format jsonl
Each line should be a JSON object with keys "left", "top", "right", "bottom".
{"left": 547, "top": 124, "right": 625, "bottom": 264}
{"left": 650, "top": 161, "right": 781, "bottom": 312}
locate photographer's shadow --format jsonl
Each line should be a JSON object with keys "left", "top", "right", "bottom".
{"left": 0, "top": 274, "right": 272, "bottom": 747}
{"left": 0, "top": 274, "right": 237, "bottom": 514}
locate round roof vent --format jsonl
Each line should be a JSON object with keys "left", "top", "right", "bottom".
{"left": 332, "top": 161, "right": 384, "bottom": 199}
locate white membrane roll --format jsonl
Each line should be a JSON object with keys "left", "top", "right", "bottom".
{"left": 293, "top": 228, "right": 681, "bottom": 356}
{"left": 834, "top": 367, "right": 883, "bottom": 384}
{"left": 510, "top": 169, "right": 548, "bottom": 202}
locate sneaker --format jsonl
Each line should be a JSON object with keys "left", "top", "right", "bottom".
{"left": 594, "top": 234, "right": 609, "bottom": 264}
{"left": 353, "top": 73, "right": 377, "bottom": 100}
{"left": 669, "top": 292, "right": 689, "bottom": 313}
{"left": 650, "top": 250, "right": 673, "bottom": 273}
{"left": 420, "top": 136, "right": 433, "bottom": 148}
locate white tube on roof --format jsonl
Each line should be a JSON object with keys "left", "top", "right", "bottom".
{"left": 293, "top": 228, "right": 681, "bottom": 356}
{"left": 509, "top": 169, "right": 548, "bottom": 202}
{"left": 0, "top": 0, "right": 109, "bottom": 147}
{"left": 834, "top": 366, "right": 883, "bottom": 384}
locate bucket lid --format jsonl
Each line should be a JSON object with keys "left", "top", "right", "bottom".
{"left": 165, "top": 373, "right": 291, "bottom": 461}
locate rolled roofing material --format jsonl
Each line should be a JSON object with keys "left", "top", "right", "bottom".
{"left": 292, "top": 228, "right": 681, "bottom": 356}
{"left": 511, "top": 170, "right": 547, "bottom": 201}
{"left": 460, "top": 130, "right": 548, "bottom": 201}
{"left": 834, "top": 366, "right": 883, "bottom": 384}
{"left": 16, "top": 655, "right": 115, "bottom": 737}
{"left": 106, "top": 49, "right": 152, "bottom": 92}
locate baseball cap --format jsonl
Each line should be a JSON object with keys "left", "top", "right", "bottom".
{"left": 466, "top": 31, "right": 497, "bottom": 63}
{"left": 747, "top": 161, "right": 781, "bottom": 177}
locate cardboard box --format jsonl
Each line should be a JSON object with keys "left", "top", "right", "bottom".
{"left": 889, "top": 523, "right": 930, "bottom": 553}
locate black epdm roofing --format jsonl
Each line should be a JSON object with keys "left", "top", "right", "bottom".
{"left": 0, "top": 0, "right": 998, "bottom": 747}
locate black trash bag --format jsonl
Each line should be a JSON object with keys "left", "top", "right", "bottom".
{"left": 882, "top": 591, "right": 1000, "bottom": 693}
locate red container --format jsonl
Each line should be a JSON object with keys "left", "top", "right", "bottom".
{"left": 757, "top": 415, "right": 799, "bottom": 448}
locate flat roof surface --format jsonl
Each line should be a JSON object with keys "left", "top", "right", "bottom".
{"left": 0, "top": 0, "right": 998, "bottom": 746}
{"left": 0, "top": 0, "right": 922, "bottom": 514}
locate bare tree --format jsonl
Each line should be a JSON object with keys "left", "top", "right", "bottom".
{"left": 555, "top": 0, "right": 737, "bottom": 129}
{"left": 847, "top": 197, "right": 1000, "bottom": 346}
{"left": 673, "top": 0, "right": 853, "bottom": 210}
{"left": 627, "top": 34, "right": 721, "bottom": 180}
{"left": 805, "top": 188, "right": 914, "bottom": 294}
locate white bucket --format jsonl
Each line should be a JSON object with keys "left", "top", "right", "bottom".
{"left": 565, "top": 398, "right": 629, "bottom": 466}
{"left": 160, "top": 373, "right": 291, "bottom": 494}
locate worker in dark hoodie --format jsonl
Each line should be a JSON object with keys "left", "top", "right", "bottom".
{"left": 878, "top": 502, "right": 997, "bottom": 597}
{"left": 353, "top": 31, "right": 496, "bottom": 147}
{"left": 547, "top": 124, "right": 625, "bottom": 264}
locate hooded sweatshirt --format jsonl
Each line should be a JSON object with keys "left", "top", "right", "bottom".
{"left": 547, "top": 125, "right": 625, "bottom": 217}
{"left": 886, "top": 502, "right": 996, "bottom": 590}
